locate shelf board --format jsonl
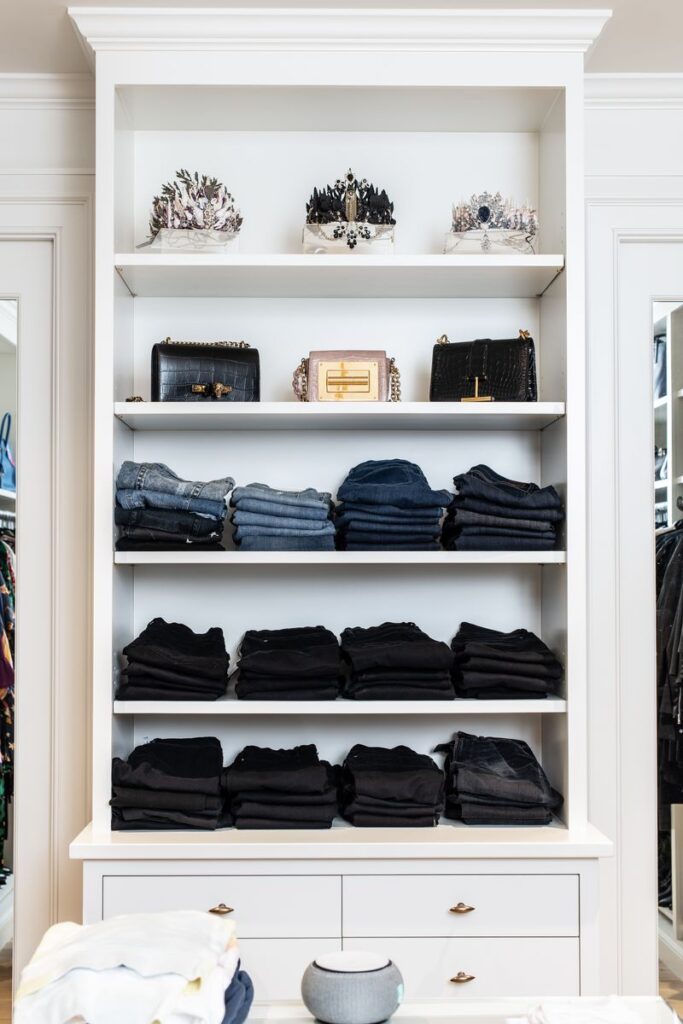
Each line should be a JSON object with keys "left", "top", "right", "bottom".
{"left": 114, "top": 253, "right": 565, "bottom": 300}
{"left": 0, "top": 490, "right": 15, "bottom": 508}
{"left": 655, "top": 480, "right": 668, "bottom": 491}
{"left": 115, "top": 401, "right": 566, "bottom": 433}
{"left": 113, "top": 696, "right": 567, "bottom": 716}
{"left": 70, "top": 820, "right": 613, "bottom": 861}
{"left": 115, "top": 550, "right": 567, "bottom": 566}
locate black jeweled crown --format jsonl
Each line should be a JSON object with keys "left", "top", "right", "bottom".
{"left": 306, "top": 169, "right": 395, "bottom": 248}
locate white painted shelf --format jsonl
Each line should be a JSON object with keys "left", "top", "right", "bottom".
{"left": 114, "top": 253, "right": 565, "bottom": 300}
{"left": 115, "top": 550, "right": 567, "bottom": 566}
{"left": 115, "top": 401, "right": 566, "bottom": 432}
{"left": 70, "top": 820, "right": 613, "bottom": 861}
{"left": 113, "top": 696, "right": 567, "bottom": 716}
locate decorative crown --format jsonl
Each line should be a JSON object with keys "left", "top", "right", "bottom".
{"left": 306, "top": 169, "right": 395, "bottom": 228}
{"left": 148, "top": 169, "right": 243, "bottom": 239}
{"left": 451, "top": 191, "right": 538, "bottom": 237}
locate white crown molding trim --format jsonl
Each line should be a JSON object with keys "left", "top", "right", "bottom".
{"left": 0, "top": 74, "right": 94, "bottom": 110}
{"left": 68, "top": 7, "right": 612, "bottom": 66}
{"left": 585, "top": 73, "right": 683, "bottom": 109}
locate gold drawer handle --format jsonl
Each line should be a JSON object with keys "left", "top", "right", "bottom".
{"left": 209, "top": 903, "right": 234, "bottom": 916}
{"left": 450, "top": 972, "right": 475, "bottom": 984}
{"left": 449, "top": 903, "right": 475, "bottom": 914}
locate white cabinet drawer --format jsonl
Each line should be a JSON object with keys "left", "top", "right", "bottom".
{"left": 240, "top": 939, "right": 340, "bottom": 1002}
{"left": 102, "top": 874, "right": 341, "bottom": 938}
{"left": 343, "top": 937, "right": 580, "bottom": 997}
{"left": 343, "top": 874, "right": 578, "bottom": 937}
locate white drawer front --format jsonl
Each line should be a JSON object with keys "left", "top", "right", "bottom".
{"left": 343, "top": 874, "right": 578, "bottom": 937}
{"left": 102, "top": 874, "right": 341, "bottom": 938}
{"left": 240, "top": 939, "right": 340, "bottom": 1002}
{"left": 343, "top": 937, "right": 580, "bottom": 997}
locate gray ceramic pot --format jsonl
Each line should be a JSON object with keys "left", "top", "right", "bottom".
{"left": 301, "top": 950, "right": 404, "bottom": 1024}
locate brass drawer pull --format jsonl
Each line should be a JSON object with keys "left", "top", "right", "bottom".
{"left": 209, "top": 903, "right": 234, "bottom": 916}
{"left": 449, "top": 902, "right": 475, "bottom": 914}
{"left": 450, "top": 972, "right": 475, "bottom": 984}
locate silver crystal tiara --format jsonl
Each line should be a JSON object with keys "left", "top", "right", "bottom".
{"left": 451, "top": 191, "right": 538, "bottom": 236}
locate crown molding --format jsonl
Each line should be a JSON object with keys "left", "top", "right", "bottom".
{"left": 0, "top": 74, "right": 94, "bottom": 111}
{"left": 68, "top": 7, "right": 612, "bottom": 68}
{"left": 585, "top": 74, "right": 683, "bottom": 109}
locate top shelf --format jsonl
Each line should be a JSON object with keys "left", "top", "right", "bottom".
{"left": 114, "top": 254, "right": 565, "bottom": 300}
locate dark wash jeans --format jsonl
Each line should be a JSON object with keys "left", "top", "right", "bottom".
{"left": 453, "top": 464, "right": 563, "bottom": 514}
{"left": 338, "top": 459, "right": 451, "bottom": 509}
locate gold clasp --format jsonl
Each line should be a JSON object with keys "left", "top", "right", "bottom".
{"left": 191, "top": 382, "right": 233, "bottom": 398}
{"left": 462, "top": 376, "right": 494, "bottom": 403}
{"left": 519, "top": 329, "right": 531, "bottom": 339}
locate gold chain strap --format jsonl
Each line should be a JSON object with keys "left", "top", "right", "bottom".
{"left": 163, "top": 337, "right": 250, "bottom": 348}
{"left": 389, "top": 357, "right": 401, "bottom": 402}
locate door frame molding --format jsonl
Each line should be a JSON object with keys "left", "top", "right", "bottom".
{"left": 0, "top": 194, "right": 92, "bottom": 976}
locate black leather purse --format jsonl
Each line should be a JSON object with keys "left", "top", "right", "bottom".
{"left": 429, "top": 330, "right": 537, "bottom": 403}
{"left": 151, "top": 338, "right": 260, "bottom": 402}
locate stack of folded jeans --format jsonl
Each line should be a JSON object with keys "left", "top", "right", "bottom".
{"left": 111, "top": 736, "right": 229, "bottom": 830}
{"left": 340, "top": 744, "right": 445, "bottom": 827}
{"left": 435, "top": 731, "right": 563, "bottom": 825}
{"left": 115, "top": 461, "right": 233, "bottom": 551}
{"left": 231, "top": 482, "right": 335, "bottom": 552}
{"left": 235, "top": 625, "right": 340, "bottom": 700}
{"left": 116, "top": 617, "right": 230, "bottom": 701}
{"left": 335, "top": 459, "right": 451, "bottom": 551}
{"left": 340, "top": 622, "right": 455, "bottom": 700}
{"left": 451, "top": 622, "right": 563, "bottom": 699}
{"left": 442, "top": 464, "right": 564, "bottom": 551}
{"left": 223, "top": 744, "right": 339, "bottom": 829}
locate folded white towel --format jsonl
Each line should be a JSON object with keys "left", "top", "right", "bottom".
{"left": 507, "top": 997, "right": 646, "bottom": 1024}
{"left": 14, "top": 910, "right": 238, "bottom": 1024}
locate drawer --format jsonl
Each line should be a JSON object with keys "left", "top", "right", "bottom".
{"left": 240, "top": 938, "right": 341, "bottom": 1001}
{"left": 343, "top": 937, "right": 580, "bottom": 997}
{"left": 343, "top": 874, "right": 578, "bottom": 937}
{"left": 102, "top": 874, "right": 341, "bottom": 938}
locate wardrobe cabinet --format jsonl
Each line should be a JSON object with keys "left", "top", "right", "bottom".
{"left": 69, "top": 4, "right": 612, "bottom": 1001}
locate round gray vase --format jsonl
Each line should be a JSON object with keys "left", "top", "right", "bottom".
{"left": 301, "top": 950, "right": 404, "bottom": 1024}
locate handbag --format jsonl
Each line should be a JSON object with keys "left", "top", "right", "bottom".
{"left": 151, "top": 338, "right": 260, "bottom": 402}
{"left": 0, "top": 413, "right": 16, "bottom": 493}
{"left": 292, "top": 350, "right": 401, "bottom": 402}
{"left": 429, "top": 330, "right": 537, "bottom": 403}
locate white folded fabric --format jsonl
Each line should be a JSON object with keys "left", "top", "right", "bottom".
{"left": 507, "top": 997, "right": 645, "bottom": 1024}
{"left": 14, "top": 910, "right": 238, "bottom": 1024}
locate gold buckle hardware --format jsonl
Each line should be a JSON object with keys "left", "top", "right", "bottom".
{"left": 461, "top": 376, "right": 494, "bottom": 403}
{"left": 192, "top": 382, "right": 233, "bottom": 398}
{"left": 318, "top": 360, "right": 379, "bottom": 402}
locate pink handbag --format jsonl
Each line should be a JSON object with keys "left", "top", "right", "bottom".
{"left": 292, "top": 350, "right": 401, "bottom": 402}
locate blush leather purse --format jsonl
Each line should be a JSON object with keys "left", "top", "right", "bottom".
{"left": 429, "top": 330, "right": 537, "bottom": 403}
{"left": 292, "top": 350, "right": 401, "bottom": 402}
{"left": 151, "top": 338, "right": 260, "bottom": 402}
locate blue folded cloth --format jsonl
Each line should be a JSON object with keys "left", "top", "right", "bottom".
{"left": 338, "top": 459, "right": 451, "bottom": 509}
{"left": 222, "top": 969, "right": 254, "bottom": 1024}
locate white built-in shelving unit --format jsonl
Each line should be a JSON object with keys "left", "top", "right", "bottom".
{"left": 69, "top": 6, "right": 612, "bottom": 1000}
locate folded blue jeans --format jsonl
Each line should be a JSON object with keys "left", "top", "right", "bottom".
{"left": 452, "top": 496, "right": 564, "bottom": 523}
{"left": 233, "top": 496, "right": 331, "bottom": 520}
{"left": 233, "top": 510, "right": 333, "bottom": 531}
{"left": 115, "top": 506, "right": 221, "bottom": 537}
{"left": 117, "top": 461, "right": 234, "bottom": 503}
{"left": 344, "top": 541, "right": 441, "bottom": 551}
{"left": 232, "top": 482, "right": 332, "bottom": 510}
{"left": 453, "top": 464, "right": 562, "bottom": 513}
{"left": 336, "top": 518, "right": 440, "bottom": 536}
{"left": 116, "top": 487, "right": 227, "bottom": 519}
{"left": 447, "top": 507, "right": 555, "bottom": 532}
{"left": 338, "top": 501, "right": 444, "bottom": 520}
{"left": 450, "top": 535, "right": 556, "bottom": 551}
{"left": 338, "top": 459, "right": 451, "bottom": 509}
{"left": 234, "top": 523, "right": 335, "bottom": 539}
{"left": 237, "top": 534, "right": 335, "bottom": 551}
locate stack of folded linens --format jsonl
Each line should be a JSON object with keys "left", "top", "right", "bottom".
{"left": 235, "top": 625, "right": 341, "bottom": 700}
{"left": 340, "top": 621, "right": 455, "bottom": 700}
{"left": 14, "top": 910, "right": 253, "bottom": 1024}
{"left": 231, "top": 482, "right": 335, "bottom": 551}
{"left": 442, "top": 464, "right": 564, "bottom": 551}
{"left": 335, "top": 459, "right": 450, "bottom": 551}
{"left": 340, "top": 744, "right": 444, "bottom": 827}
{"left": 115, "top": 460, "right": 233, "bottom": 551}
{"left": 451, "top": 622, "right": 563, "bottom": 699}
{"left": 111, "top": 736, "right": 229, "bottom": 831}
{"left": 224, "top": 744, "right": 338, "bottom": 829}
{"left": 117, "top": 617, "right": 230, "bottom": 701}
{"left": 436, "top": 730, "right": 563, "bottom": 825}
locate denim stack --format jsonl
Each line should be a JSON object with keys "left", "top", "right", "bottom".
{"left": 117, "top": 618, "right": 230, "bottom": 701}
{"left": 340, "top": 622, "right": 455, "bottom": 700}
{"left": 335, "top": 459, "right": 450, "bottom": 551}
{"left": 436, "top": 731, "right": 563, "bottom": 825}
{"left": 223, "top": 745, "right": 338, "bottom": 829}
{"left": 442, "top": 465, "right": 564, "bottom": 551}
{"left": 235, "top": 626, "right": 340, "bottom": 700}
{"left": 451, "top": 622, "right": 563, "bottom": 699}
{"left": 111, "top": 737, "right": 229, "bottom": 830}
{"left": 230, "top": 482, "right": 335, "bottom": 552}
{"left": 340, "top": 744, "right": 445, "bottom": 827}
{"left": 115, "top": 461, "right": 233, "bottom": 551}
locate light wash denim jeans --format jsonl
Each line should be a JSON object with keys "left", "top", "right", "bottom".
{"left": 232, "top": 510, "right": 333, "bottom": 531}
{"left": 231, "top": 482, "right": 331, "bottom": 511}
{"left": 117, "top": 461, "right": 234, "bottom": 503}
{"left": 117, "top": 487, "right": 227, "bottom": 519}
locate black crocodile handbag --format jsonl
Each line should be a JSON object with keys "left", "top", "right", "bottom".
{"left": 151, "top": 339, "right": 260, "bottom": 402}
{"left": 429, "top": 331, "right": 537, "bottom": 403}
